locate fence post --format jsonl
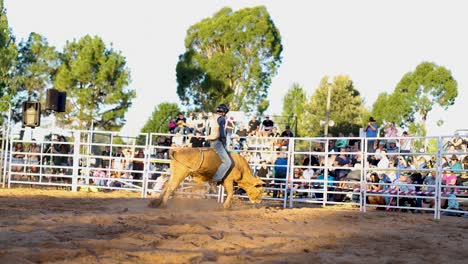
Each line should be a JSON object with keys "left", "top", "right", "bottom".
{"left": 7, "top": 133, "right": 14, "bottom": 188}
{"left": 361, "top": 137, "right": 367, "bottom": 213}
{"left": 71, "top": 131, "right": 80, "bottom": 192}
{"left": 435, "top": 136, "right": 443, "bottom": 220}
{"left": 287, "top": 138, "right": 295, "bottom": 208}
{"left": 323, "top": 138, "right": 329, "bottom": 207}
{"left": 142, "top": 133, "right": 150, "bottom": 198}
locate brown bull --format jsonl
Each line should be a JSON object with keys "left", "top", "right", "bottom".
{"left": 148, "top": 148, "right": 264, "bottom": 209}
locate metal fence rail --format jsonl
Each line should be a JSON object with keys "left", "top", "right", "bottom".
{"left": 1, "top": 128, "right": 467, "bottom": 219}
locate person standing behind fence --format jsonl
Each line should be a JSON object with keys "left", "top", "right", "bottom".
{"left": 132, "top": 149, "right": 145, "bottom": 181}
{"left": 399, "top": 131, "right": 411, "bottom": 153}
{"left": 113, "top": 146, "right": 125, "bottom": 178}
{"left": 248, "top": 116, "right": 260, "bottom": 136}
{"left": 364, "top": 117, "right": 378, "bottom": 153}
{"left": 225, "top": 116, "right": 236, "bottom": 147}
{"left": 27, "top": 140, "right": 40, "bottom": 174}
{"left": 272, "top": 151, "right": 288, "bottom": 198}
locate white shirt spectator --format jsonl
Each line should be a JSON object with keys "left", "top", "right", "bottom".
{"left": 302, "top": 168, "right": 314, "bottom": 181}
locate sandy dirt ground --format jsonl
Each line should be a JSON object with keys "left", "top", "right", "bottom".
{"left": 0, "top": 188, "right": 467, "bottom": 264}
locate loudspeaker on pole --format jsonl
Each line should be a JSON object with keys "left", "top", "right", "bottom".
{"left": 22, "top": 101, "right": 41, "bottom": 128}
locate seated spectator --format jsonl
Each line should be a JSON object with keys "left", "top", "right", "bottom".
{"left": 236, "top": 123, "right": 248, "bottom": 149}
{"left": 279, "top": 125, "right": 294, "bottom": 149}
{"left": 327, "top": 139, "right": 339, "bottom": 153}
{"left": 189, "top": 131, "right": 205, "bottom": 148}
{"left": 168, "top": 118, "right": 177, "bottom": 133}
{"left": 174, "top": 112, "right": 191, "bottom": 134}
{"left": 256, "top": 159, "right": 270, "bottom": 178}
{"left": 447, "top": 133, "right": 463, "bottom": 150}
{"left": 260, "top": 115, "right": 274, "bottom": 137}
{"left": 334, "top": 147, "right": 351, "bottom": 180}
{"left": 193, "top": 113, "right": 206, "bottom": 134}
{"left": 449, "top": 155, "right": 462, "bottom": 175}
{"left": 92, "top": 164, "right": 107, "bottom": 186}
{"left": 335, "top": 132, "right": 347, "bottom": 149}
{"left": 386, "top": 140, "right": 399, "bottom": 155}
{"left": 347, "top": 132, "right": 359, "bottom": 149}
{"left": 441, "top": 167, "right": 457, "bottom": 186}
{"left": 368, "top": 141, "right": 385, "bottom": 166}
{"left": 377, "top": 150, "right": 390, "bottom": 170}
{"left": 368, "top": 172, "right": 386, "bottom": 205}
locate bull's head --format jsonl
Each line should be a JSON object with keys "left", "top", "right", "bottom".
{"left": 235, "top": 159, "right": 264, "bottom": 203}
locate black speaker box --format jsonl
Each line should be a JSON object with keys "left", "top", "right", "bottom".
{"left": 45, "top": 89, "right": 59, "bottom": 111}
{"left": 57, "top": 91, "right": 66, "bottom": 112}
{"left": 45, "top": 89, "right": 67, "bottom": 112}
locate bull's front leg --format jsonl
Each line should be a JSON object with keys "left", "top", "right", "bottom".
{"left": 148, "top": 166, "right": 188, "bottom": 208}
{"left": 222, "top": 178, "right": 234, "bottom": 209}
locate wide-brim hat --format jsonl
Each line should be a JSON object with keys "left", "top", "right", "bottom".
{"left": 369, "top": 117, "right": 376, "bottom": 122}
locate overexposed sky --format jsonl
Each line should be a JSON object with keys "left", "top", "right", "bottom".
{"left": 5, "top": 0, "right": 468, "bottom": 136}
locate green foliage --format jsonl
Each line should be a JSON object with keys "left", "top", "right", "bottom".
{"left": 372, "top": 62, "right": 458, "bottom": 136}
{"left": 141, "top": 102, "right": 180, "bottom": 134}
{"left": 54, "top": 35, "right": 135, "bottom": 130}
{"left": 303, "top": 75, "right": 367, "bottom": 137}
{"left": 12, "top": 32, "right": 59, "bottom": 123}
{"left": 176, "top": 6, "right": 282, "bottom": 113}
{"left": 282, "top": 83, "right": 306, "bottom": 136}
{"left": 0, "top": 0, "right": 17, "bottom": 117}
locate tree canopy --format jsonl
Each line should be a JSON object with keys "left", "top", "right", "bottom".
{"left": 11, "top": 32, "right": 59, "bottom": 123}
{"left": 141, "top": 102, "right": 180, "bottom": 134}
{"left": 0, "top": 0, "right": 17, "bottom": 116}
{"left": 54, "top": 35, "right": 135, "bottom": 130}
{"left": 371, "top": 62, "right": 458, "bottom": 135}
{"left": 303, "top": 75, "right": 366, "bottom": 137}
{"left": 282, "top": 83, "right": 306, "bottom": 136}
{"left": 176, "top": 6, "right": 282, "bottom": 113}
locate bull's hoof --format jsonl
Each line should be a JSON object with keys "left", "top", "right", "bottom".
{"left": 222, "top": 202, "right": 232, "bottom": 209}
{"left": 148, "top": 198, "right": 162, "bottom": 208}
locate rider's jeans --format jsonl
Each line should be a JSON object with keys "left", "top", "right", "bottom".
{"left": 210, "top": 139, "right": 232, "bottom": 183}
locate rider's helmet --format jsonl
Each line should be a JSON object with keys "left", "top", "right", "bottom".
{"left": 216, "top": 103, "right": 230, "bottom": 114}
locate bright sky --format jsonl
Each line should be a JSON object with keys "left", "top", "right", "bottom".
{"left": 5, "top": 0, "right": 467, "bottom": 137}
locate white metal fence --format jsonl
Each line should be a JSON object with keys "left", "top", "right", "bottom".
{"left": 2, "top": 127, "right": 467, "bottom": 219}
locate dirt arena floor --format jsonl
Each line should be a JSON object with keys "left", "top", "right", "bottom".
{"left": 0, "top": 188, "right": 467, "bottom": 264}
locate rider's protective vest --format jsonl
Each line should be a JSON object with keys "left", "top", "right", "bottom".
{"left": 206, "top": 114, "right": 220, "bottom": 141}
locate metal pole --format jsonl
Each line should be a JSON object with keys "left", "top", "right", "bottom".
{"left": 1, "top": 101, "right": 12, "bottom": 188}
{"left": 71, "top": 130, "right": 80, "bottom": 192}
{"left": 324, "top": 83, "right": 332, "bottom": 137}
{"left": 435, "top": 136, "right": 443, "bottom": 220}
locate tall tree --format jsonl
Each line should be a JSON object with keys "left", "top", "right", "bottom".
{"left": 12, "top": 32, "right": 59, "bottom": 123}
{"left": 303, "top": 75, "right": 366, "bottom": 137}
{"left": 141, "top": 102, "right": 180, "bottom": 134}
{"left": 372, "top": 62, "right": 458, "bottom": 136}
{"left": 176, "top": 6, "right": 282, "bottom": 112}
{"left": 395, "top": 62, "right": 458, "bottom": 135}
{"left": 54, "top": 35, "right": 135, "bottom": 130}
{"left": 282, "top": 83, "right": 306, "bottom": 136}
{"left": 0, "top": 0, "right": 17, "bottom": 118}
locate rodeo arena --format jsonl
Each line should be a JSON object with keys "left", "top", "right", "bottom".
{"left": 1, "top": 111, "right": 467, "bottom": 263}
